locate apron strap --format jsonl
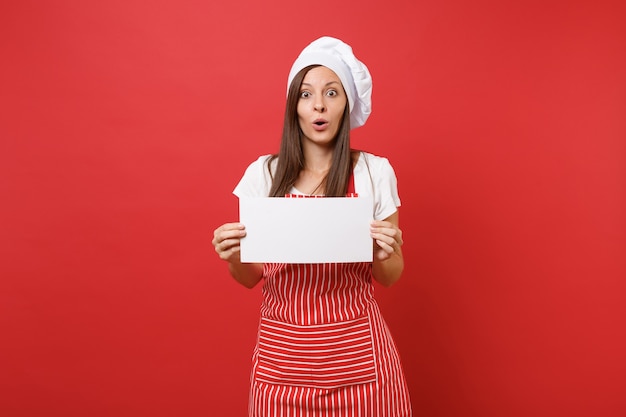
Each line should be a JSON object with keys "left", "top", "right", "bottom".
{"left": 347, "top": 171, "right": 357, "bottom": 197}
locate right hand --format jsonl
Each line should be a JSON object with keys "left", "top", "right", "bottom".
{"left": 212, "top": 222, "right": 246, "bottom": 263}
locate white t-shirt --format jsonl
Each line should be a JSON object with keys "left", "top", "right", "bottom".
{"left": 233, "top": 152, "right": 401, "bottom": 221}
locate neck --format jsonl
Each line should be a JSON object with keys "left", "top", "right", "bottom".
{"left": 303, "top": 165, "right": 330, "bottom": 175}
{"left": 303, "top": 152, "right": 333, "bottom": 174}
{"left": 302, "top": 144, "right": 334, "bottom": 173}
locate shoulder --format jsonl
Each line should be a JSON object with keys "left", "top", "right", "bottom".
{"left": 359, "top": 151, "right": 393, "bottom": 165}
{"left": 240, "top": 154, "right": 279, "bottom": 179}
{"left": 353, "top": 151, "right": 401, "bottom": 219}
{"left": 233, "top": 154, "right": 276, "bottom": 197}
{"left": 245, "top": 154, "right": 275, "bottom": 171}
{"left": 357, "top": 151, "right": 397, "bottom": 176}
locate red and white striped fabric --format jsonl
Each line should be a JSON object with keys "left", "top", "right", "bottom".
{"left": 256, "top": 315, "right": 377, "bottom": 389}
{"left": 248, "top": 263, "right": 412, "bottom": 416}
{"left": 248, "top": 173, "right": 411, "bottom": 416}
{"left": 285, "top": 193, "right": 359, "bottom": 198}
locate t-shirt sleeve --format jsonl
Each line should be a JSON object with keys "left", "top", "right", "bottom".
{"left": 373, "top": 156, "right": 401, "bottom": 221}
{"left": 233, "top": 155, "right": 273, "bottom": 198}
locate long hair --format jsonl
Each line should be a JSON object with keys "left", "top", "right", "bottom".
{"left": 268, "top": 65, "right": 353, "bottom": 197}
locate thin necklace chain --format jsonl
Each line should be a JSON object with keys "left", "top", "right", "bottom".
{"left": 308, "top": 177, "right": 325, "bottom": 196}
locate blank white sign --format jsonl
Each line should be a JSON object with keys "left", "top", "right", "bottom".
{"left": 239, "top": 197, "right": 373, "bottom": 263}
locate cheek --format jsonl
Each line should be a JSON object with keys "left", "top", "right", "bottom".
{"left": 335, "top": 97, "right": 347, "bottom": 112}
{"left": 297, "top": 103, "right": 306, "bottom": 120}
{"left": 334, "top": 102, "right": 347, "bottom": 119}
{"left": 296, "top": 108, "right": 308, "bottom": 131}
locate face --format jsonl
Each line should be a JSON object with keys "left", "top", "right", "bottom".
{"left": 297, "top": 66, "right": 348, "bottom": 147}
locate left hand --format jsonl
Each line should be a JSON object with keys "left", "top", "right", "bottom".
{"left": 370, "top": 220, "right": 403, "bottom": 261}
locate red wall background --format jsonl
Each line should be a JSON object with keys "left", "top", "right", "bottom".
{"left": 1, "top": 1, "right": 624, "bottom": 416}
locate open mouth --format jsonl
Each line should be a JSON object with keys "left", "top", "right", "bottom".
{"left": 312, "top": 120, "right": 328, "bottom": 131}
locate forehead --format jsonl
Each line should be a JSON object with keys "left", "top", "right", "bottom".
{"left": 302, "top": 66, "right": 342, "bottom": 85}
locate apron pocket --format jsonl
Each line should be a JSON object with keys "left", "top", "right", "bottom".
{"left": 254, "top": 316, "right": 377, "bottom": 389}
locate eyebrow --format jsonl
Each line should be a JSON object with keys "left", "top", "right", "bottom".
{"left": 300, "top": 81, "right": 341, "bottom": 87}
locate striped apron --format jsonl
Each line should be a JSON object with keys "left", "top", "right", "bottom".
{"left": 248, "top": 177, "right": 412, "bottom": 416}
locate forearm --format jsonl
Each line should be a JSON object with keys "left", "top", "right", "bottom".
{"left": 372, "top": 249, "right": 404, "bottom": 287}
{"left": 228, "top": 261, "right": 264, "bottom": 289}
{"left": 213, "top": 222, "right": 263, "bottom": 288}
{"left": 370, "top": 210, "right": 404, "bottom": 286}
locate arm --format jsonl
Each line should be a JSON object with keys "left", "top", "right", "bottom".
{"left": 212, "top": 222, "right": 263, "bottom": 288}
{"left": 370, "top": 210, "right": 404, "bottom": 287}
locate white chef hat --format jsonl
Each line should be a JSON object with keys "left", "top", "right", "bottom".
{"left": 287, "top": 36, "right": 372, "bottom": 129}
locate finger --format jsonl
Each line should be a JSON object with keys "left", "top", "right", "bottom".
{"left": 371, "top": 232, "right": 394, "bottom": 248}
{"left": 395, "top": 231, "right": 403, "bottom": 247}
{"left": 370, "top": 224, "right": 402, "bottom": 246}
{"left": 213, "top": 227, "right": 246, "bottom": 247}
{"left": 370, "top": 222, "right": 395, "bottom": 235}
{"left": 222, "top": 222, "right": 245, "bottom": 230}
{"left": 214, "top": 222, "right": 245, "bottom": 237}
{"left": 212, "top": 223, "right": 245, "bottom": 261}
{"left": 370, "top": 219, "right": 391, "bottom": 226}
{"left": 216, "top": 237, "right": 241, "bottom": 253}
{"left": 374, "top": 240, "right": 395, "bottom": 261}
{"left": 375, "top": 247, "right": 392, "bottom": 261}
{"left": 212, "top": 230, "right": 246, "bottom": 252}
{"left": 373, "top": 234, "right": 394, "bottom": 252}
{"left": 215, "top": 237, "right": 241, "bottom": 258}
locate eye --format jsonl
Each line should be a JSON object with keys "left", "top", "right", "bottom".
{"left": 326, "top": 89, "right": 338, "bottom": 97}
{"left": 300, "top": 91, "right": 311, "bottom": 98}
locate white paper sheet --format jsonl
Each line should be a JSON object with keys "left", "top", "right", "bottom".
{"left": 239, "top": 197, "right": 373, "bottom": 263}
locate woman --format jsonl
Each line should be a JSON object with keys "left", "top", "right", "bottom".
{"left": 213, "top": 36, "right": 412, "bottom": 417}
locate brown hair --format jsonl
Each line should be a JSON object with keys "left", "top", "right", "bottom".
{"left": 268, "top": 65, "right": 354, "bottom": 197}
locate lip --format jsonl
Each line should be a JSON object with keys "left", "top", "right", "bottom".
{"left": 312, "top": 119, "right": 329, "bottom": 131}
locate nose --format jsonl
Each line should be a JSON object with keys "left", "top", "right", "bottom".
{"left": 314, "top": 98, "right": 326, "bottom": 112}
